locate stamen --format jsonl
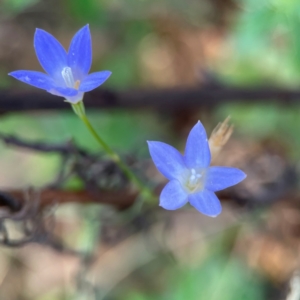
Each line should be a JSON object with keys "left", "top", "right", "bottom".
{"left": 74, "top": 80, "right": 80, "bottom": 90}
{"left": 61, "top": 67, "right": 75, "bottom": 88}
{"left": 189, "top": 169, "right": 200, "bottom": 185}
{"left": 186, "top": 169, "right": 203, "bottom": 192}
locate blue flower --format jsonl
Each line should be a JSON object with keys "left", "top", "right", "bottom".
{"left": 147, "top": 121, "right": 246, "bottom": 217}
{"left": 9, "top": 25, "right": 111, "bottom": 104}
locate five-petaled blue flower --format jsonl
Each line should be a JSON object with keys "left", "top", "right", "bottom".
{"left": 9, "top": 25, "right": 111, "bottom": 104}
{"left": 147, "top": 121, "right": 246, "bottom": 217}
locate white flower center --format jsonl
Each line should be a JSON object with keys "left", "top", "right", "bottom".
{"left": 61, "top": 67, "right": 80, "bottom": 89}
{"left": 183, "top": 168, "right": 205, "bottom": 193}
{"left": 189, "top": 168, "right": 201, "bottom": 185}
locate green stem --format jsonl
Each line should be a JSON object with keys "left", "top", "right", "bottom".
{"left": 72, "top": 101, "right": 154, "bottom": 202}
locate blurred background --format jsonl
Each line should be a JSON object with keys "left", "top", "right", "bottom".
{"left": 0, "top": 0, "right": 300, "bottom": 299}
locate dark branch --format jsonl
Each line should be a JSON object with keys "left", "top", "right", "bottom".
{"left": 9, "top": 189, "right": 138, "bottom": 209}
{"left": 1, "top": 85, "right": 300, "bottom": 112}
{"left": 0, "top": 133, "right": 88, "bottom": 156}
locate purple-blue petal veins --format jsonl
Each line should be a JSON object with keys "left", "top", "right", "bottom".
{"left": 160, "top": 180, "right": 188, "bottom": 210}
{"left": 147, "top": 141, "right": 187, "bottom": 181}
{"left": 8, "top": 70, "right": 55, "bottom": 90}
{"left": 184, "top": 121, "right": 211, "bottom": 169}
{"left": 79, "top": 71, "right": 112, "bottom": 92}
{"left": 34, "top": 29, "right": 67, "bottom": 81}
{"left": 189, "top": 190, "right": 222, "bottom": 217}
{"left": 205, "top": 166, "right": 247, "bottom": 192}
{"left": 68, "top": 24, "right": 92, "bottom": 80}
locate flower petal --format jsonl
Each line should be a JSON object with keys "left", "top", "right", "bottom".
{"left": 147, "top": 141, "right": 187, "bottom": 181}
{"left": 68, "top": 25, "right": 92, "bottom": 80}
{"left": 160, "top": 180, "right": 188, "bottom": 210}
{"left": 205, "top": 166, "right": 246, "bottom": 192}
{"left": 50, "top": 86, "right": 78, "bottom": 97}
{"left": 189, "top": 189, "right": 222, "bottom": 217}
{"left": 79, "top": 71, "right": 111, "bottom": 92}
{"left": 184, "top": 121, "right": 211, "bottom": 169}
{"left": 9, "top": 70, "right": 55, "bottom": 90}
{"left": 34, "top": 28, "right": 67, "bottom": 81}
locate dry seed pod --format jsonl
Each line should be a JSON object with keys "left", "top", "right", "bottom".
{"left": 209, "top": 116, "right": 233, "bottom": 162}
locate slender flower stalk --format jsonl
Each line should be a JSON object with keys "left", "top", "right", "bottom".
{"left": 9, "top": 25, "right": 154, "bottom": 201}
{"left": 72, "top": 102, "right": 153, "bottom": 200}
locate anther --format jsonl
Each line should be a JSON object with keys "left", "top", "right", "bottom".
{"left": 74, "top": 80, "right": 80, "bottom": 90}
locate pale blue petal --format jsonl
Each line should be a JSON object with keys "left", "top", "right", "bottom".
{"left": 189, "top": 189, "right": 222, "bottom": 217}
{"left": 160, "top": 180, "right": 188, "bottom": 210}
{"left": 9, "top": 70, "right": 55, "bottom": 90}
{"left": 205, "top": 167, "right": 246, "bottom": 192}
{"left": 79, "top": 71, "right": 111, "bottom": 92}
{"left": 68, "top": 25, "right": 92, "bottom": 80}
{"left": 184, "top": 121, "right": 211, "bottom": 169}
{"left": 63, "top": 92, "right": 84, "bottom": 104}
{"left": 147, "top": 141, "right": 187, "bottom": 181}
{"left": 50, "top": 86, "right": 78, "bottom": 97}
{"left": 34, "top": 29, "right": 67, "bottom": 81}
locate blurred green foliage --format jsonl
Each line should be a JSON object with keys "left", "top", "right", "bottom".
{"left": 2, "top": 0, "right": 38, "bottom": 14}
{"left": 0, "top": 111, "right": 170, "bottom": 188}
{"left": 222, "top": 0, "right": 300, "bottom": 85}
{"left": 0, "top": 0, "right": 300, "bottom": 298}
{"left": 123, "top": 254, "right": 265, "bottom": 300}
{"left": 216, "top": 103, "right": 300, "bottom": 159}
{"left": 100, "top": 21, "right": 153, "bottom": 88}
